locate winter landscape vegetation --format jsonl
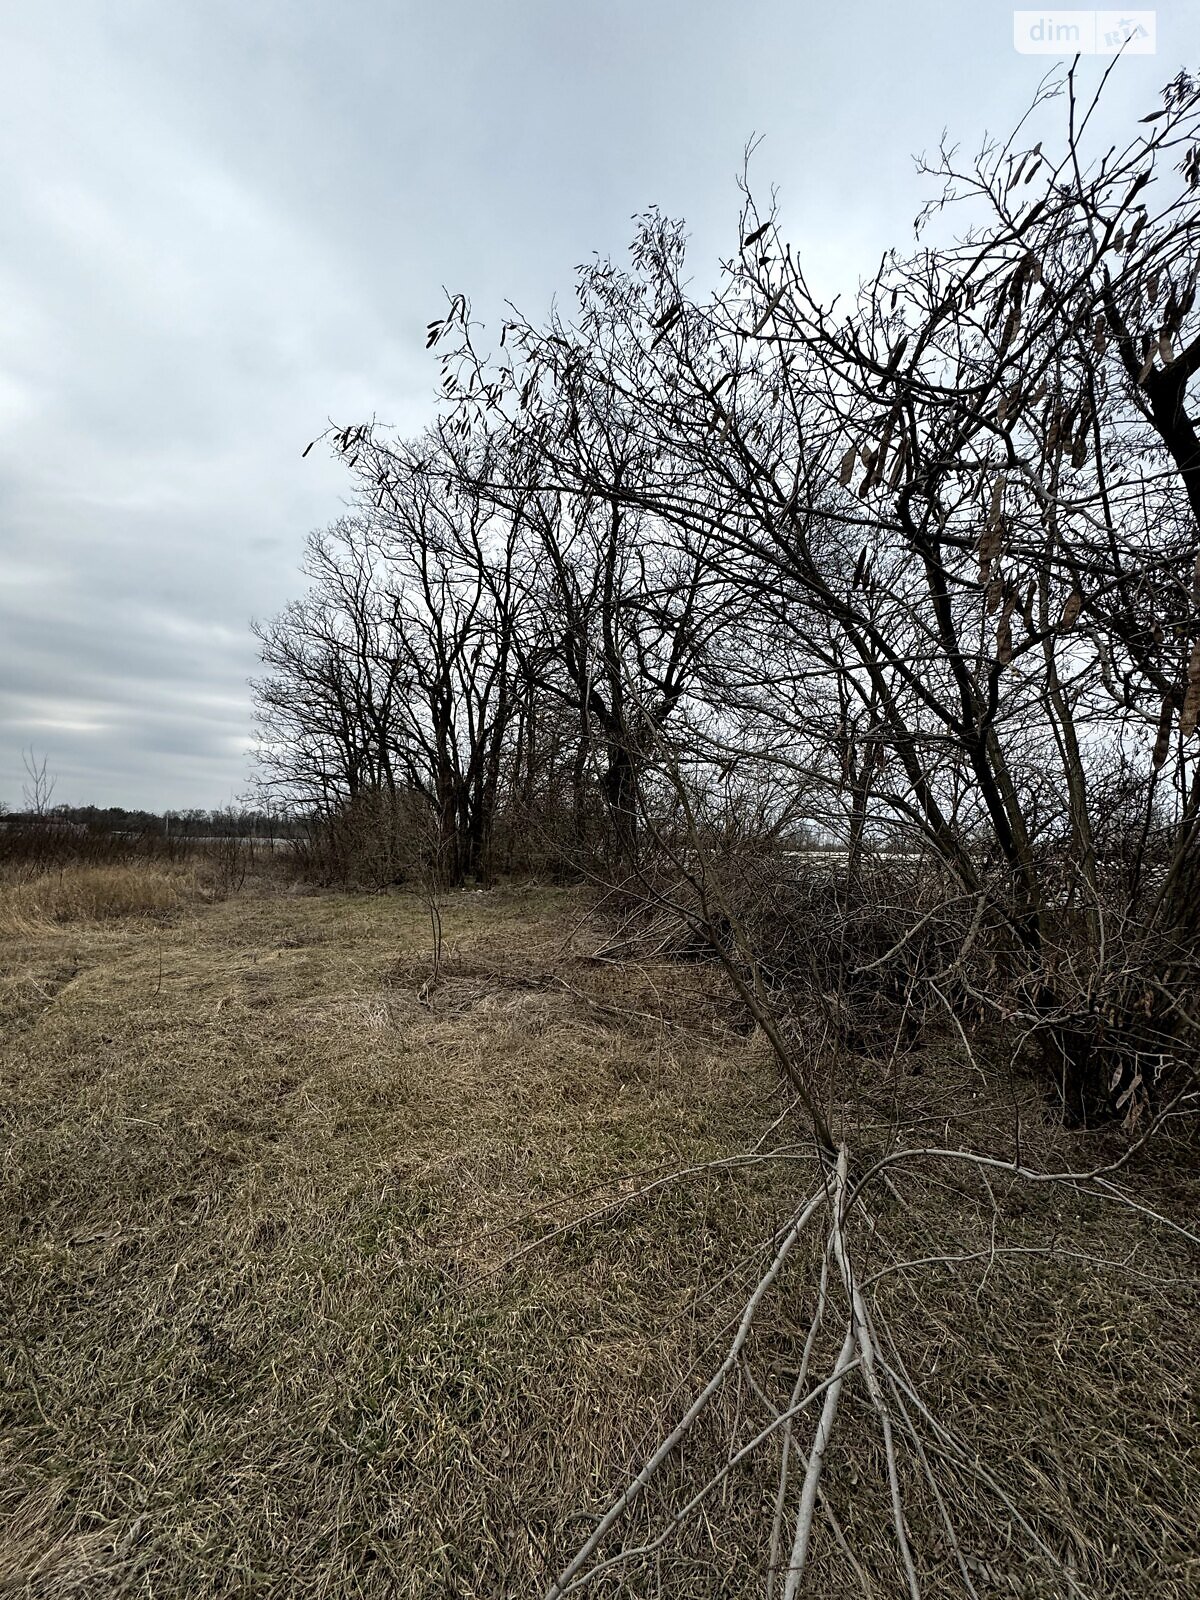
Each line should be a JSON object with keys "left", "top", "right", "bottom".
{"left": 2, "top": 9, "right": 1199, "bottom": 1597}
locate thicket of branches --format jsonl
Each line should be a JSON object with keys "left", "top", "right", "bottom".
{"left": 256, "top": 67, "right": 1200, "bottom": 1129}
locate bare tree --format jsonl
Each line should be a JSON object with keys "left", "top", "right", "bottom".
{"left": 423, "top": 253, "right": 736, "bottom": 869}
{"left": 364, "top": 430, "right": 527, "bottom": 884}
{"left": 21, "top": 747, "right": 56, "bottom": 817}
{"left": 252, "top": 517, "right": 407, "bottom": 816}
{"left": 255, "top": 431, "right": 531, "bottom": 885}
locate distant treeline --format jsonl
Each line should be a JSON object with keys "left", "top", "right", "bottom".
{"left": 0, "top": 805, "right": 305, "bottom": 839}
{"left": 0, "top": 804, "right": 311, "bottom": 877}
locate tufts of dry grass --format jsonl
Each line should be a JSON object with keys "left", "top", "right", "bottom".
{"left": 0, "top": 865, "right": 186, "bottom": 930}
{"left": 0, "top": 880, "right": 1196, "bottom": 1597}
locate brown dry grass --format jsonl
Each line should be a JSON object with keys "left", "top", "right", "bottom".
{"left": 0, "top": 871, "right": 1196, "bottom": 1597}
{"left": 0, "top": 864, "right": 187, "bottom": 929}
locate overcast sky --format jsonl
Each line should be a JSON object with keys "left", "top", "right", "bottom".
{"left": 1, "top": 0, "right": 1195, "bottom": 810}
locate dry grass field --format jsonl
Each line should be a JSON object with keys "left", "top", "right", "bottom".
{"left": 1, "top": 865, "right": 1197, "bottom": 1598}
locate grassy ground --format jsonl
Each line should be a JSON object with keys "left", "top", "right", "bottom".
{"left": 1, "top": 866, "right": 1196, "bottom": 1597}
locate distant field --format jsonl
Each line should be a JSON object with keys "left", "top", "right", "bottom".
{"left": 1, "top": 867, "right": 1196, "bottom": 1598}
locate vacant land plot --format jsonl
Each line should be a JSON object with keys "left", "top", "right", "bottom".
{"left": 1, "top": 869, "right": 1197, "bottom": 1598}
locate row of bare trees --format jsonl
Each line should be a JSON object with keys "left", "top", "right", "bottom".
{"left": 255, "top": 66, "right": 1200, "bottom": 1122}
{"left": 254, "top": 440, "right": 527, "bottom": 884}
{"left": 253, "top": 422, "right": 714, "bottom": 882}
